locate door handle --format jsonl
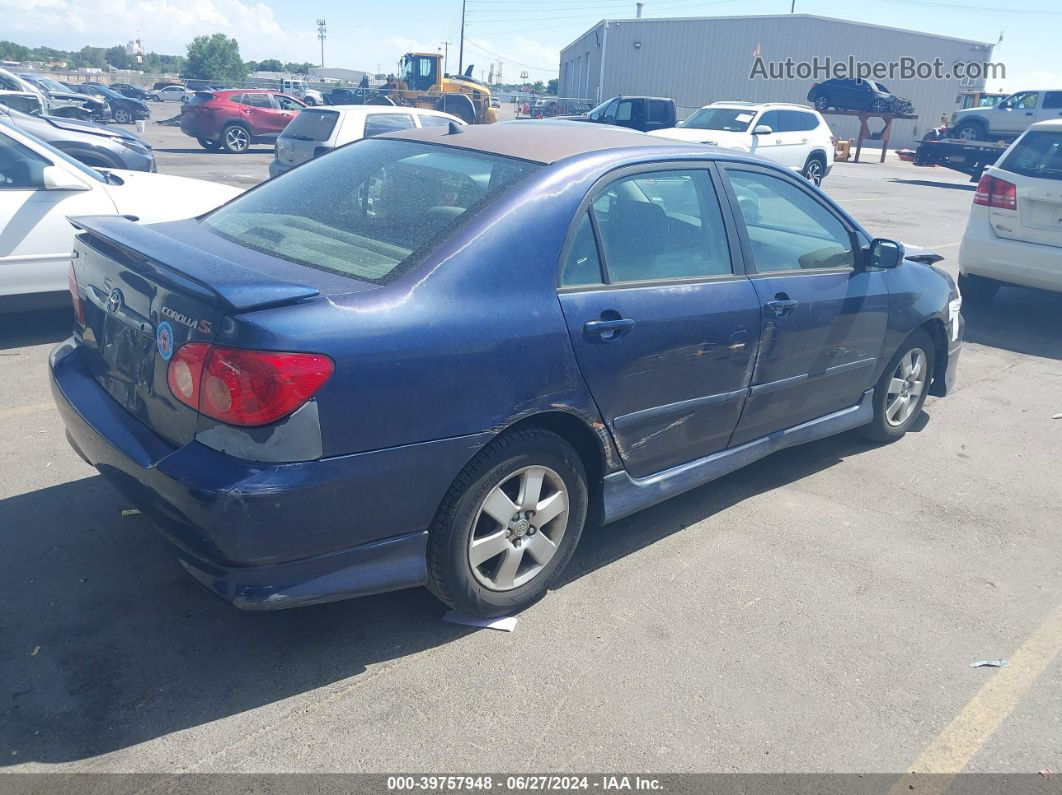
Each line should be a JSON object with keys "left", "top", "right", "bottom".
{"left": 801, "top": 137, "right": 808, "bottom": 143}
{"left": 583, "top": 317, "right": 635, "bottom": 338}
{"left": 763, "top": 297, "right": 798, "bottom": 318}
{"left": 775, "top": 138, "right": 783, "bottom": 144}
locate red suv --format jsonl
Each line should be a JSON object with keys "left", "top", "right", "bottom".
{"left": 180, "top": 90, "right": 306, "bottom": 153}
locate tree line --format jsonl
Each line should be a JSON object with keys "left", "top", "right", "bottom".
{"left": 0, "top": 36, "right": 315, "bottom": 82}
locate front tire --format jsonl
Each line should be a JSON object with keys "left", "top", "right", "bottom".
{"left": 220, "top": 123, "right": 251, "bottom": 153}
{"left": 812, "top": 95, "right": 829, "bottom": 111}
{"left": 426, "top": 428, "right": 588, "bottom": 618}
{"left": 958, "top": 272, "right": 1000, "bottom": 304}
{"left": 114, "top": 108, "right": 133, "bottom": 124}
{"left": 863, "top": 330, "right": 935, "bottom": 443}
{"left": 870, "top": 98, "right": 889, "bottom": 113}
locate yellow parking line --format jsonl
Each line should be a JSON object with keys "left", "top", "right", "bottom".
{"left": 889, "top": 603, "right": 1062, "bottom": 794}
{"left": 0, "top": 402, "right": 54, "bottom": 421}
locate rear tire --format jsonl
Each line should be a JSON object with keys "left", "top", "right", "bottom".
{"left": 197, "top": 136, "right": 221, "bottom": 151}
{"left": 802, "top": 154, "right": 826, "bottom": 186}
{"left": 426, "top": 428, "right": 588, "bottom": 618}
{"left": 220, "top": 123, "right": 251, "bottom": 153}
{"left": 958, "top": 272, "right": 1000, "bottom": 304}
{"left": 954, "top": 121, "right": 986, "bottom": 142}
{"left": 862, "top": 330, "right": 935, "bottom": 443}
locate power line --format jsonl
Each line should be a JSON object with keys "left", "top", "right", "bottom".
{"left": 874, "top": 0, "right": 1062, "bottom": 13}
{"left": 464, "top": 38, "right": 558, "bottom": 72}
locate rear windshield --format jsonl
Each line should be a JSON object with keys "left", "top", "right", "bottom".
{"left": 679, "top": 108, "right": 755, "bottom": 132}
{"left": 202, "top": 139, "right": 541, "bottom": 284}
{"left": 186, "top": 92, "right": 215, "bottom": 106}
{"left": 1000, "top": 130, "right": 1062, "bottom": 181}
{"left": 281, "top": 109, "right": 339, "bottom": 141}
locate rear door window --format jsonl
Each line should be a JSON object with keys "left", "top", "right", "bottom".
{"left": 1043, "top": 92, "right": 1062, "bottom": 110}
{"left": 244, "top": 93, "right": 272, "bottom": 108}
{"left": 1000, "top": 131, "right": 1062, "bottom": 180}
{"left": 560, "top": 211, "right": 604, "bottom": 287}
{"left": 648, "top": 100, "right": 670, "bottom": 123}
{"left": 780, "top": 110, "right": 819, "bottom": 132}
{"left": 364, "top": 113, "right": 415, "bottom": 137}
{"left": 590, "top": 169, "right": 732, "bottom": 283}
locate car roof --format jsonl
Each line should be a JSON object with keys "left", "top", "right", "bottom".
{"left": 1029, "top": 119, "right": 1062, "bottom": 130}
{"left": 381, "top": 120, "right": 688, "bottom": 164}
{"left": 321, "top": 105, "right": 462, "bottom": 121}
{"left": 707, "top": 101, "right": 818, "bottom": 111}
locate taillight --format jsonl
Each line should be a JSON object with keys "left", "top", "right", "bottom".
{"left": 167, "top": 343, "right": 334, "bottom": 427}
{"left": 974, "top": 174, "right": 1017, "bottom": 210}
{"left": 68, "top": 263, "right": 85, "bottom": 327}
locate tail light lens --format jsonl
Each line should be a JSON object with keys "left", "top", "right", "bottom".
{"left": 167, "top": 343, "right": 334, "bottom": 427}
{"left": 68, "top": 263, "right": 85, "bottom": 327}
{"left": 974, "top": 174, "right": 1017, "bottom": 210}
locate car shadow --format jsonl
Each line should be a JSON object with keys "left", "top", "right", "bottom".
{"left": 153, "top": 148, "right": 274, "bottom": 155}
{"left": 963, "top": 286, "right": 1062, "bottom": 360}
{"left": 887, "top": 178, "right": 976, "bottom": 191}
{"left": 0, "top": 428, "right": 878, "bottom": 765}
{"left": 0, "top": 308, "right": 72, "bottom": 351}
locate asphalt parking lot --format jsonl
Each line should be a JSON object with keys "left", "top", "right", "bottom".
{"left": 1, "top": 123, "right": 1060, "bottom": 775}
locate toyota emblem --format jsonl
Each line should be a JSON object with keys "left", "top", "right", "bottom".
{"left": 106, "top": 288, "right": 123, "bottom": 315}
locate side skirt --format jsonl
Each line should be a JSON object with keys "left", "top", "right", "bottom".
{"left": 600, "top": 389, "right": 874, "bottom": 524}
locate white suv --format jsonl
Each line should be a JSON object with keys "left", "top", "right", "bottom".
{"left": 958, "top": 119, "right": 1062, "bottom": 302}
{"left": 648, "top": 102, "right": 835, "bottom": 185}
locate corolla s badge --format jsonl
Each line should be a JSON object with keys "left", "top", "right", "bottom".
{"left": 156, "top": 320, "right": 175, "bottom": 361}
{"left": 106, "top": 288, "right": 123, "bottom": 315}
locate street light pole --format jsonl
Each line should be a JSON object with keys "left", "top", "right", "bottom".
{"left": 458, "top": 0, "right": 466, "bottom": 75}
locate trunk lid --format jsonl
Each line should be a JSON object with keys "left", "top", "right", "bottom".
{"left": 991, "top": 129, "right": 1062, "bottom": 249}
{"left": 70, "top": 215, "right": 322, "bottom": 446}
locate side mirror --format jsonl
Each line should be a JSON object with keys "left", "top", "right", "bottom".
{"left": 41, "top": 165, "right": 90, "bottom": 191}
{"left": 866, "top": 238, "right": 904, "bottom": 269}
{"left": 752, "top": 124, "right": 773, "bottom": 135}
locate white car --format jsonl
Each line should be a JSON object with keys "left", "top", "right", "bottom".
{"left": 0, "top": 122, "right": 241, "bottom": 310}
{"left": 951, "top": 89, "right": 1062, "bottom": 142}
{"left": 958, "top": 119, "right": 1062, "bottom": 302}
{"left": 648, "top": 101, "right": 835, "bottom": 185}
{"left": 269, "top": 106, "right": 464, "bottom": 178}
{"left": 149, "top": 85, "right": 191, "bottom": 102}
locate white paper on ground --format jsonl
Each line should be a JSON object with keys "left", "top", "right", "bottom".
{"left": 443, "top": 610, "right": 518, "bottom": 632}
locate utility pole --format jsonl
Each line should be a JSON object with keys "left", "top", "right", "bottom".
{"left": 790, "top": 0, "right": 795, "bottom": 11}
{"left": 636, "top": 3, "right": 643, "bottom": 17}
{"left": 458, "top": 0, "right": 466, "bottom": 74}
{"left": 317, "top": 19, "right": 327, "bottom": 68}
{"left": 441, "top": 41, "right": 450, "bottom": 74}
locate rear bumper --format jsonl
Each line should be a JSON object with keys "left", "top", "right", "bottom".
{"left": 960, "top": 220, "right": 1062, "bottom": 293}
{"left": 50, "top": 338, "right": 490, "bottom": 609}
{"left": 268, "top": 159, "right": 293, "bottom": 178}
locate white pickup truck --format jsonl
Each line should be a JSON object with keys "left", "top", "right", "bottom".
{"left": 951, "top": 89, "right": 1062, "bottom": 142}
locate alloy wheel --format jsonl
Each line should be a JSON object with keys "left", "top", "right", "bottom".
{"left": 224, "top": 126, "right": 250, "bottom": 152}
{"left": 114, "top": 109, "right": 132, "bottom": 124}
{"left": 956, "top": 126, "right": 979, "bottom": 141}
{"left": 871, "top": 99, "right": 888, "bottom": 113}
{"left": 885, "top": 348, "right": 926, "bottom": 426}
{"left": 467, "top": 465, "right": 569, "bottom": 591}
{"left": 804, "top": 159, "right": 824, "bottom": 186}
{"left": 814, "top": 96, "right": 828, "bottom": 111}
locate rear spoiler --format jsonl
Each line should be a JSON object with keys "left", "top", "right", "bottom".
{"left": 69, "top": 215, "right": 320, "bottom": 312}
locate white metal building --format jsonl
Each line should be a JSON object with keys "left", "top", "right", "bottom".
{"left": 559, "top": 14, "right": 995, "bottom": 148}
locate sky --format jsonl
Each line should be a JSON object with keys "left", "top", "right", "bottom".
{"left": 1, "top": 0, "right": 1059, "bottom": 90}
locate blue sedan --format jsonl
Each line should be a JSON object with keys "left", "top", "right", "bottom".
{"left": 51, "top": 121, "right": 962, "bottom": 617}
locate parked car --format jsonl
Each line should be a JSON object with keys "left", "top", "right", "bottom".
{"left": 0, "top": 91, "right": 45, "bottom": 115}
{"left": 649, "top": 102, "right": 835, "bottom": 185}
{"left": 181, "top": 90, "right": 307, "bottom": 153}
{"left": 1, "top": 68, "right": 92, "bottom": 118}
{"left": 557, "top": 95, "right": 676, "bottom": 132}
{"left": 958, "top": 119, "right": 1062, "bottom": 302}
{"left": 149, "top": 85, "right": 193, "bottom": 103}
{"left": 108, "top": 82, "right": 150, "bottom": 100}
{"left": 18, "top": 73, "right": 102, "bottom": 119}
{"left": 152, "top": 80, "right": 185, "bottom": 90}
{"left": 51, "top": 121, "right": 962, "bottom": 616}
{"left": 269, "top": 106, "right": 464, "bottom": 177}
{"left": 0, "top": 103, "right": 155, "bottom": 171}
{"left": 490, "top": 96, "right": 501, "bottom": 109}
{"left": 325, "top": 87, "right": 362, "bottom": 105}
{"left": 950, "top": 89, "right": 1062, "bottom": 142}
{"left": 74, "top": 83, "right": 151, "bottom": 124}
{"left": 0, "top": 121, "right": 239, "bottom": 312}
{"left": 807, "top": 79, "right": 914, "bottom": 115}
